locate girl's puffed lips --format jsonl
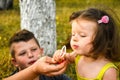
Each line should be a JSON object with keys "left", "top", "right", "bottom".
{"left": 73, "top": 45, "right": 79, "bottom": 49}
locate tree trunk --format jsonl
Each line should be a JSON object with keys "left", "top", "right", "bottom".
{"left": 19, "top": 0, "right": 56, "bottom": 56}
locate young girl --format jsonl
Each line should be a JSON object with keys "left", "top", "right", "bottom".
{"left": 53, "top": 8, "right": 120, "bottom": 80}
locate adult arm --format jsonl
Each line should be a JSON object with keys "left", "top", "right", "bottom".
{"left": 3, "top": 56, "right": 67, "bottom": 80}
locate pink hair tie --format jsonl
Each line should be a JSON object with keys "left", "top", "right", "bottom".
{"left": 98, "top": 15, "right": 109, "bottom": 24}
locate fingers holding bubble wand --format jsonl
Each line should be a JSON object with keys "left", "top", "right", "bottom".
{"left": 53, "top": 45, "right": 67, "bottom": 63}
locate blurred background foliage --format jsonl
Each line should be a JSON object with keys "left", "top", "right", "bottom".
{"left": 0, "top": 0, "right": 120, "bottom": 79}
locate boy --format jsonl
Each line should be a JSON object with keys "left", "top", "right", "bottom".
{"left": 5, "top": 29, "right": 70, "bottom": 80}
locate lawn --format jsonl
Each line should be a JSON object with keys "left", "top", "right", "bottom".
{"left": 0, "top": 0, "right": 120, "bottom": 79}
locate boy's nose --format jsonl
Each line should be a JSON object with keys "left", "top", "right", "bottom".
{"left": 27, "top": 52, "right": 34, "bottom": 58}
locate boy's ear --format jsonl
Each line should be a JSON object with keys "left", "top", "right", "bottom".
{"left": 11, "top": 58, "right": 19, "bottom": 67}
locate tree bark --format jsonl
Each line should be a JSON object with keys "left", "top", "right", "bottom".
{"left": 19, "top": 0, "right": 56, "bottom": 56}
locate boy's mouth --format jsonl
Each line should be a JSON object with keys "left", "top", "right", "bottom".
{"left": 28, "top": 60, "right": 36, "bottom": 65}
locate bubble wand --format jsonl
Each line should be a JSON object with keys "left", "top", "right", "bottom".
{"left": 60, "top": 45, "right": 66, "bottom": 57}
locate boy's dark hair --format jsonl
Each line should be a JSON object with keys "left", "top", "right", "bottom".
{"left": 9, "top": 29, "right": 40, "bottom": 58}
{"left": 69, "top": 8, "right": 120, "bottom": 62}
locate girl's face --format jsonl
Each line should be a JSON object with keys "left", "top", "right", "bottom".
{"left": 11, "top": 38, "right": 43, "bottom": 70}
{"left": 70, "top": 19, "right": 97, "bottom": 56}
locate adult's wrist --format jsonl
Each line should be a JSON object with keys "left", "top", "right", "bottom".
{"left": 31, "top": 62, "right": 40, "bottom": 76}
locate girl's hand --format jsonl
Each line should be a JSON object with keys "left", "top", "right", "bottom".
{"left": 53, "top": 50, "right": 65, "bottom": 63}
{"left": 53, "top": 46, "right": 66, "bottom": 63}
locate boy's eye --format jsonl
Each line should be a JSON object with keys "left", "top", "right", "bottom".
{"left": 31, "top": 48, "right": 37, "bottom": 51}
{"left": 19, "top": 52, "right": 26, "bottom": 56}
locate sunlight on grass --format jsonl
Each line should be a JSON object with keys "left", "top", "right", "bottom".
{"left": 0, "top": 0, "right": 120, "bottom": 79}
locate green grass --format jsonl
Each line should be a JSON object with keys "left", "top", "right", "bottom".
{"left": 0, "top": 0, "right": 120, "bottom": 79}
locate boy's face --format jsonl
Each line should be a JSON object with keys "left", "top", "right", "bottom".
{"left": 11, "top": 38, "right": 43, "bottom": 70}
{"left": 70, "top": 19, "right": 97, "bottom": 55}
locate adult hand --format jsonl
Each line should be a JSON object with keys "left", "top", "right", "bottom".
{"left": 3, "top": 56, "right": 67, "bottom": 80}
{"left": 33, "top": 56, "right": 68, "bottom": 76}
